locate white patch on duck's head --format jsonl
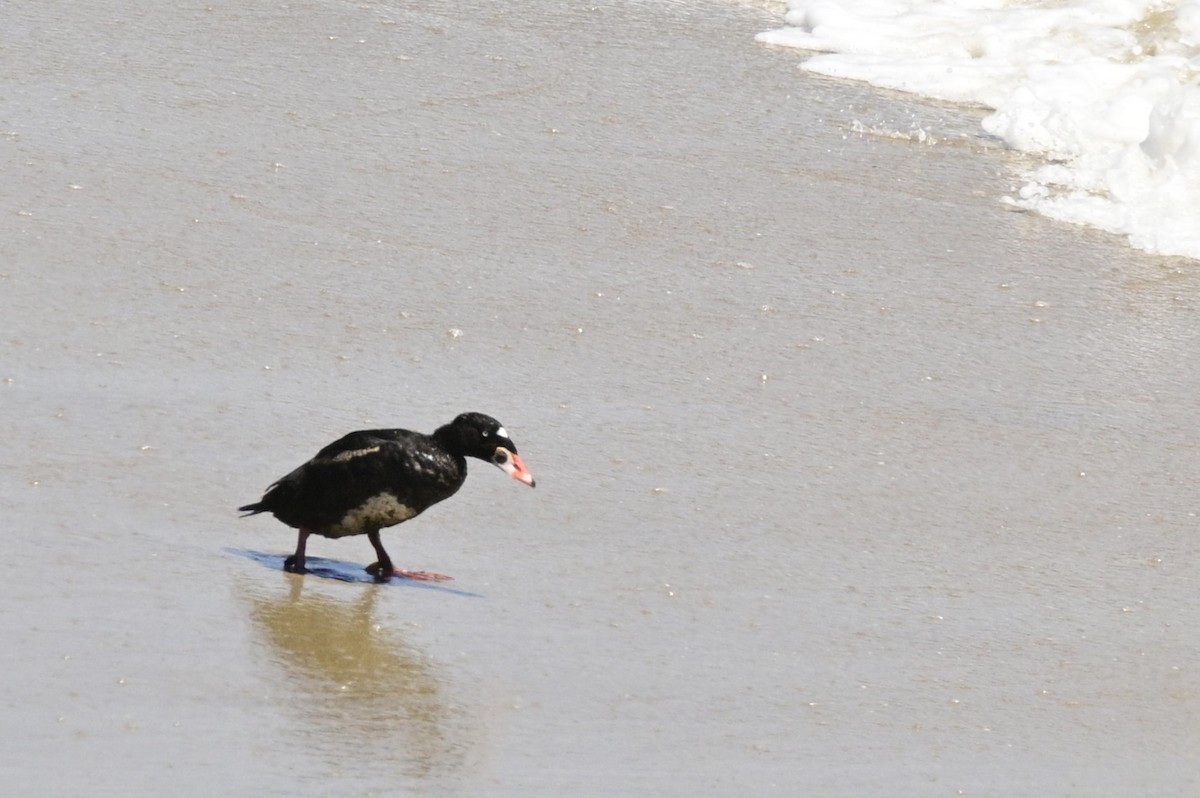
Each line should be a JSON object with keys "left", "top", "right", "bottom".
{"left": 332, "top": 492, "right": 416, "bottom": 535}
{"left": 325, "top": 445, "right": 381, "bottom": 463}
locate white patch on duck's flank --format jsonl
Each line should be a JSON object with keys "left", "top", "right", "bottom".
{"left": 335, "top": 492, "right": 416, "bottom": 534}
{"left": 325, "top": 445, "right": 381, "bottom": 463}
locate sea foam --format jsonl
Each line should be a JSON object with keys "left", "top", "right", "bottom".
{"left": 758, "top": 0, "right": 1200, "bottom": 261}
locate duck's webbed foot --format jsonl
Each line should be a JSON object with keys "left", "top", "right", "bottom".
{"left": 365, "top": 562, "right": 452, "bottom": 582}
{"left": 364, "top": 559, "right": 391, "bottom": 581}
{"left": 365, "top": 529, "right": 452, "bottom": 581}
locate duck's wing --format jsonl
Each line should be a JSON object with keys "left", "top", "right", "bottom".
{"left": 307, "top": 428, "right": 463, "bottom": 502}
{"left": 310, "top": 428, "right": 421, "bottom": 464}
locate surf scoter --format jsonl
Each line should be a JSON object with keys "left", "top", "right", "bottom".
{"left": 239, "top": 412, "right": 535, "bottom": 580}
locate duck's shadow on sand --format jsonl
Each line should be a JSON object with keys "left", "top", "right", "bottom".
{"left": 225, "top": 548, "right": 484, "bottom": 598}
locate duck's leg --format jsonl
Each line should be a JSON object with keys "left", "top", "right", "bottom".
{"left": 363, "top": 529, "right": 394, "bottom": 579}
{"left": 284, "top": 528, "right": 311, "bottom": 574}
{"left": 364, "top": 529, "right": 452, "bottom": 582}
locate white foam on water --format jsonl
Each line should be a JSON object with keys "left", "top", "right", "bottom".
{"left": 758, "top": 0, "right": 1200, "bottom": 260}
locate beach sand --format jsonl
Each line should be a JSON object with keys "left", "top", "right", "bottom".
{"left": 3, "top": 1, "right": 1198, "bottom": 795}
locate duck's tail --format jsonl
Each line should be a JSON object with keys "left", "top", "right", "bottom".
{"left": 238, "top": 501, "right": 267, "bottom": 516}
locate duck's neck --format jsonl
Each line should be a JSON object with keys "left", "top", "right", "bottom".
{"left": 432, "top": 421, "right": 469, "bottom": 457}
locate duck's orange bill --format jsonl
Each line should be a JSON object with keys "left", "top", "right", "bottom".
{"left": 508, "top": 452, "right": 536, "bottom": 488}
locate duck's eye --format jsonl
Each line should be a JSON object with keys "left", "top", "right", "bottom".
{"left": 492, "top": 449, "right": 509, "bottom": 465}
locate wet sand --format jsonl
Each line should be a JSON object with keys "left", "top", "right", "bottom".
{"left": 3, "top": 1, "right": 1199, "bottom": 796}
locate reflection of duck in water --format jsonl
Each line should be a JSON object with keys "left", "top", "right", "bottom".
{"left": 246, "top": 578, "right": 468, "bottom": 780}
{"left": 239, "top": 413, "right": 536, "bottom": 580}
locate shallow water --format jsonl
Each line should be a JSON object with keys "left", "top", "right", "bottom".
{"left": 4, "top": 1, "right": 1199, "bottom": 796}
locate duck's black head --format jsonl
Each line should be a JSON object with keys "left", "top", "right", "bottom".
{"left": 437, "top": 412, "right": 536, "bottom": 487}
